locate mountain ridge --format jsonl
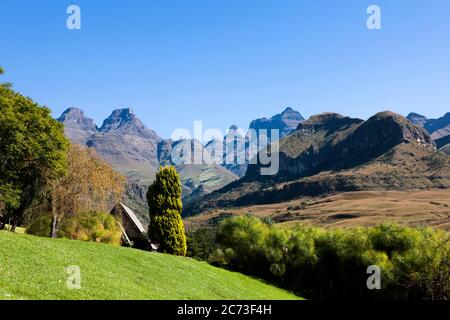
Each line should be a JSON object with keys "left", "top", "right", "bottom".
{"left": 184, "top": 111, "right": 448, "bottom": 216}
{"left": 407, "top": 112, "right": 450, "bottom": 139}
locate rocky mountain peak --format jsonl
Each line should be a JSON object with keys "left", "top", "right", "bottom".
{"left": 57, "top": 107, "right": 98, "bottom": 145}
{"left": 407, "top": 112, "right": 450, "bottom": 139}
{"left": 98, "top": 108, "right": 160, "bottom": 141}
{"left": 58, "top": 107, "right": 85, "bottom": 119}
{"left": 100, "top": 108, "right": 136, "bottom": 131}
{"left": 296, "top": 112, "right": 363, "bottom": 136}
{"left": 249, "top": 107, "right": 305, "bottom": 139}
{"left": 407, "top": 112, "right": 428, "bottom": 123}
{"left": 356, "top": 111, "right": 435, "bottom": 149}
{"left": 58, "top": 107, "right": 96, "bottom": 126}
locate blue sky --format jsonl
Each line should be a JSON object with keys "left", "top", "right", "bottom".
{"left": 0, "top": 0, "right": 449, "bottom": 138}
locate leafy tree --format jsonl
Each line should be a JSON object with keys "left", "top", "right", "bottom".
{"left": 42, "top": 144, "right": 125, "bottom": 237}
{"left": 0, "top": 68, "right": 68, "bottom": 230}
{"left": 147, "top": 166, "right": 187, "bottom": 256}
{"left": 186, "top": 227, "right": 217, "bottom": 260}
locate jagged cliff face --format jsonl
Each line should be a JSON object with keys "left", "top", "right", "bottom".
{"left": 157, "top": 139, "right": 239, "bottom": 201}
{"left": 204, "top": 125, "right": 248, "bottom": 177}
{"left": 249, "top": 107, "right": 305, "bottom": 140}
{"left": 326, "top": 111, "right": 435, "bottom": 167}
{"left": 202, "top": 108, "right": 305, "bottom": 178}
{"left": 435, "top": 135, "right": 450, "bottom": 155}
{"left": 406, "top": 113, "right": 428, "bottom": 128}
{"left": 59, "top": 107, "right": 161, "bottom": 184}
{"left": 58, "top": 108, "right": 238, "bottom": 206}
{"left": 184, "top": 112, "right": 448, "bottom": 217}
{"left": 407, "top": 112, "right": 450, "bottom": 139}
{"left": 247, "top": 112, "right": 436, "bottom": 179}
{"left": 57, "top": 108, "right": 98, "bottom": 145}
{"left": 86, "top": 108, "right": 161, "bottom": 183}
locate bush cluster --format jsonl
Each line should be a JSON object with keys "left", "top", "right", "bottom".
{"left": 186, "top": 227, "right": 217, "bottom": 260}
{"left": 211, "top": 215, "right": 450, "bottom": 300}
{"left": 27, "top": 211, "right": 122, "bottom": 245}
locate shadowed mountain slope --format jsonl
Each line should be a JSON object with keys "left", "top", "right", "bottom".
{"left": 185, "top": 112, "right": 448, "bottom": 216}
{"left": 407, "top": 112, "right": 450, "bottom": 139}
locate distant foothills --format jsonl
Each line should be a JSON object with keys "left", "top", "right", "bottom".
{"left": 57, "top": 107, "right": 450, "bottom": 224}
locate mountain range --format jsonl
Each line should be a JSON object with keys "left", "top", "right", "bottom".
{"left": 407, "top": 112, "right": 450, "bottom": 139}
{"left": 184, "top": 111, "right": 450, "bottom": 217}
{"left": 58, "top": 107, "right": 450, "bottom": 225}
{"left": 57, "top": 106, "right": 304, "bottom": 221}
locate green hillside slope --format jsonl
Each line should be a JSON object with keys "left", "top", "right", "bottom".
{"left": 0, "top": 232, "right": 301, "bottom": 300}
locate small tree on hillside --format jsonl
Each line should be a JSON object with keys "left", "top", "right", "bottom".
{"left": 146, "top": 166, "right": 187, "bottom": 256}
{"left": 46, "top": 144, "right": 125, "bottom": 238}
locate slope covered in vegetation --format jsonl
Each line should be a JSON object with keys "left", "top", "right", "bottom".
{"left": 0, "top": 231, "right": 301, "bottom": 300}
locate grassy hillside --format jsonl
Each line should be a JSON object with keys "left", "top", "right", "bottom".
{"left": 185, "top": 143, "right": 450, "bottom": 216}
{"left": 185, "top": 189, "right": 450, "bottom": 231}
{"left": 0, "top": 231, "right": 301, "bottom": 300}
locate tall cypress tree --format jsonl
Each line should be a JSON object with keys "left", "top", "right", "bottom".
{"left": 147, "top": 166, "right": 187, "bottom": 256}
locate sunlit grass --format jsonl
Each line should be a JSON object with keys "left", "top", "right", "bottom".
{"left": 0, "top": 231, "right": 301, "bottom": 300}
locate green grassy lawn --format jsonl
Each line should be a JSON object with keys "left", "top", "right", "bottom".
{"left": 3, "top": 225, "right": 26, "bottom": 234}
{"left": 0, "top": 231, "right": 301, "bottom": 300}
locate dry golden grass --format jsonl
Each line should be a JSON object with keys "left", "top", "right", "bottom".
{"left": 185, "top": 189, "right": 450, "bottom": 231}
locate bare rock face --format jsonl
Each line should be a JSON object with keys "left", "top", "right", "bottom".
{"left": 407, "top": 112, "right": 450, "bottom": 139}
{"left": 406, "top": 112, "right": 428, "bottom": 127}
{"left": 57, "top": 107, "right": 98, "bottom": 145}
{"left": 58, "top": 108, "right": 162, "bottom": 224}
{"left": 247, "top": 111, "right": 435, "bottom": 179}
{"left": 157, "top": 138, "right": 239, "bottom": 201}
{"left": 86, "top": 108, "right": 161, "bottom": 180}
{"left": 184, "top": 111, "right": 448, "bottom": 217}
{"left": 334, "top": 112, "right": 435, "bottom": 162}
{"left": 204, "top": 108, "right": 306, "bottom": 178}
{"left": 58, "top": 107, "right": 239, "bottom": 209}
{"left": 204, "top": 125, "right": 248, "bottom": 177}
{"left": 435, "top": 135, "right": 450, "bottom": 155}
{"left": 249, "top": 107, "right": 305, "bottom": 140}
{"left": 436, "top": 135, "right": 450, "bottom": 149}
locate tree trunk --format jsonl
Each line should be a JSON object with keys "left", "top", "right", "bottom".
{"left": 50, "top": 214, "right": 58, "bottom": 238}
{"left": 10, "top": 218, "right": 17, "bottom": 233}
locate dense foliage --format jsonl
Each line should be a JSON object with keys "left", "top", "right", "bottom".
{"left": 25, "top": 144, "right": 125, "bottom": 238}
{"left": 0, "top": 68, "right": 69, "bottom": 229}
{"left": 211, "top": 215, "right": 450, "bottom": 300}
{"left": 45, "top": 144, "right": 124, "bottom": 237}
{"left": 27, "top": 211, "right": 122, "bottom": 245}
{"left": 147, "top": 166, "right": 187, "bottom": 256}
{"left": 186, "top": 227, "right": 217, "bottom": 260}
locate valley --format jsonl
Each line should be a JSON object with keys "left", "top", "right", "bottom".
{"left": 57, "top": 106, "right": 450, "bottom": 233}
{"left": 184, "top": 189, "right": 450, "bottom": 231}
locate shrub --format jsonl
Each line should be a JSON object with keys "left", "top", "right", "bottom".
{"left": 215, "top": 215, "right": 270, "bottom": 277}
{"left": 58, "top": 211, "right": 122, "bottom": 245}
{"left": 28, "top": 211, "right": 122, "bottom": 245}
{"left": 186, "top": 227, "right": 217, "bottom": 260}
{"left": 147, "top": 166, "right": 187, "bottom": 256}
{"left": 213, "top": 216, "right": 450, "bottom": 300}
{"left": 26, "top": 214, "right": 52, "bottom": 237}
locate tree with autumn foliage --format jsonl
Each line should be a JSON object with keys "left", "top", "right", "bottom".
{"left": 29, "top": 144, "right": 126, "bottom": 238}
